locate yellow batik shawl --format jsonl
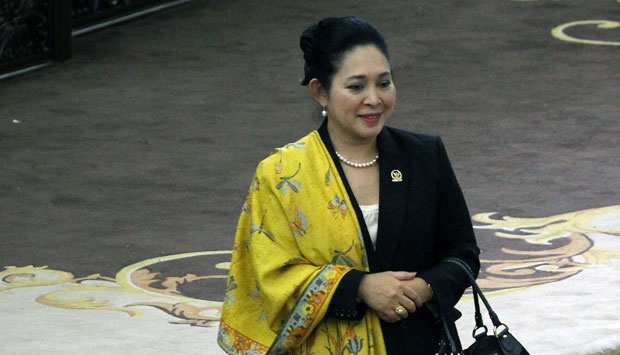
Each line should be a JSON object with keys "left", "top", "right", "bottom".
{"left": 218, "top": 130, "right": 386, "bottom": 355}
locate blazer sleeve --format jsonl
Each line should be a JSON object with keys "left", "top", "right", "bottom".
{"left": 416, "top": 137, "right": 480, "bottom": 316}
{"left": 324, "top": 269, "right": 367, "bottom": 320}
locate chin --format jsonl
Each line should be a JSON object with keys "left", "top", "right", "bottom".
{"left": 359, "top": 125, "right": 384, "bottom": 139}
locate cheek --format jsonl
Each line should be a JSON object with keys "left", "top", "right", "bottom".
{"left": 331, "top": 94, "right": 355, "bottom": 110}
{"left": 383, "top": 91, "right": 396, "bottom": 107}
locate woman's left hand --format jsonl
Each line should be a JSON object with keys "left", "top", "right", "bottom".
{"left": 401, "top": 277, "right": 433, "bottom": 308}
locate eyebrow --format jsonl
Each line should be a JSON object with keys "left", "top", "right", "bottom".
{"left": 345, "top": 72, "right": 393, "bottom": 81}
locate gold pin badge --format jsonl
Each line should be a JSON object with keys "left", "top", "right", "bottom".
{"left": 390, "top": 169, "right": 403, "bottom": 182}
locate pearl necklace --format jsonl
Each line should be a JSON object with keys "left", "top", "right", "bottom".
{"left": 335, "top": 151, "right": 379, "bottom": 168}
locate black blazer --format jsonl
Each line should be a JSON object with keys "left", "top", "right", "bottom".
{"left": 320, "top": 121, "right": 480, "bottom": 353}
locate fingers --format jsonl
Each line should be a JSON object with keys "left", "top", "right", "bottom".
{"left": 380, "top": 301, "right": 415, "bottom": 323}
{"left": 394, "top": 305, "right": 409, "bottom": 319}
{"left": 399, "top": 293, "right": 417, "bottom": 313}
{"left": 358, "top": 272, "right": 428, "bottom": 323}
{"left": 378, "top": 310, "right": 401, "bottom": 323}
{"left": 391, "top": 271, "right": 417, "bottom": 281}
{"left": 403, "top": 286, "right": 423, "bottom": 308}
{"left": 378, "top": 307, "right": 406, "bottom": 323}
{"left": 402, "top": 277, "right": 432, "bottom": 308}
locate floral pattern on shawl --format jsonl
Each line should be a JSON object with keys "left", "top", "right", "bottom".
{"left": 218, "top": 131, "right": 385, "bottom": 355}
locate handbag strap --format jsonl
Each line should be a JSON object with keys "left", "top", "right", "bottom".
{"left": 445, "top": 258, "right": 529, "bottom": 355}
{"left": 444, "top": 257, "right": 503, "bottom": 329}
{"left": 472, "top": 283, "right": 485, "bottom": 333}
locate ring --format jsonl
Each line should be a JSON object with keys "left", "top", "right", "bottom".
{"left": 394, "top": 305, "right": 408, "bottom": 318}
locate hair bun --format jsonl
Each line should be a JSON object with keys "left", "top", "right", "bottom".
{"left": 300, "top": 26, "right": 318, "bottom": 85}
{"left": 299, "top": 27, "right": 316, "bottom": 55}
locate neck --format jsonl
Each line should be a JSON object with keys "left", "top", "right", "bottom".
{"left": 326, "top": 124, "right": 378, "bottom": 162}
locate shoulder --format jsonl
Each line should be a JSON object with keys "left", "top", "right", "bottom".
{"left": 263, "top": 131, "right": 317, "bottom": 161}
{"left": 380, "top": 126, "right": 443, "bottom": 153}
{"left": 254, "top": 131, "right": 318, "bottom": 176}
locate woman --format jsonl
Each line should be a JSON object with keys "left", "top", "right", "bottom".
{"left": 218, "top": 16, "right": 480, "bottom": 354}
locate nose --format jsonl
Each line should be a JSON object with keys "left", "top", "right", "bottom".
{"left": 364, "top": 87, "right": 381, "bottom": 106}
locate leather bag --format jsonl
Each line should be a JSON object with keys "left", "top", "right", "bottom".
{"left": 436, "top": 257, "right": 530, "bottom": 355}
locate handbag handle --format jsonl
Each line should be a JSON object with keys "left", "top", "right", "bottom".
{"left": 443, "top": 258, "right": 530, "bottom": 355}
{"left": 444, "top": 257, "right": 508, "bottom": 334}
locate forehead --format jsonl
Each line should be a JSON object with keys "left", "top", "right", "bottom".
{"left": 335, "top": 45, "right": 391, "bottom": 79}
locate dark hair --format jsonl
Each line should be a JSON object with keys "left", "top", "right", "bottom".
{"left": 299, "top": 16, "right": 389, "bottom": 91}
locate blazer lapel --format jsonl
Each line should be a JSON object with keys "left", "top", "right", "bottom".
{"left": 375, "top": 129, "right": 410, "bottom": 271}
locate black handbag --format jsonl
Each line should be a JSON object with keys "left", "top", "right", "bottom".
{"left": 436, "top": 257, "right": 530, "bottom": 355}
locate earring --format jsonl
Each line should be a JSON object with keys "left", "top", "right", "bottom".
{"left": 321, "top": 107, "right": 328, "bottom": 118}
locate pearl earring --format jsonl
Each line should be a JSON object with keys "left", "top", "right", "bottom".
{"left": 321, "top": 107, "right": 328, "bottom": 118}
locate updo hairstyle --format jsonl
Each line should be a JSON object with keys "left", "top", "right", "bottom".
{"left": 299, "top": 16, "right": 389, "bottom": 91}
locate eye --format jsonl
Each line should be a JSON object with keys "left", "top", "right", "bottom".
{"left": 347, "top": 84, "right": 364, "bottom": 91}
{"left": 379, "top": 80, "right": 392, "bottom": 88}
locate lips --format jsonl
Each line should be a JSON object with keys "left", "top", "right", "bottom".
{"left": 358, "top": 113, "right": 382, "bottom": 122}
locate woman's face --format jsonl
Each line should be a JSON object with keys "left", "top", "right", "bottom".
{"left": 322, "top": 44, "right": 396, "bottom": 144}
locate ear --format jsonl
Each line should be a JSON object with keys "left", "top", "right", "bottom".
{"left": 308, "top": 78, "right": 328, "bottom": 107}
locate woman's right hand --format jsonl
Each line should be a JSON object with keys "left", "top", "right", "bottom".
{"left": 357, "top": 271, "right": 418, "bottom": 323}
